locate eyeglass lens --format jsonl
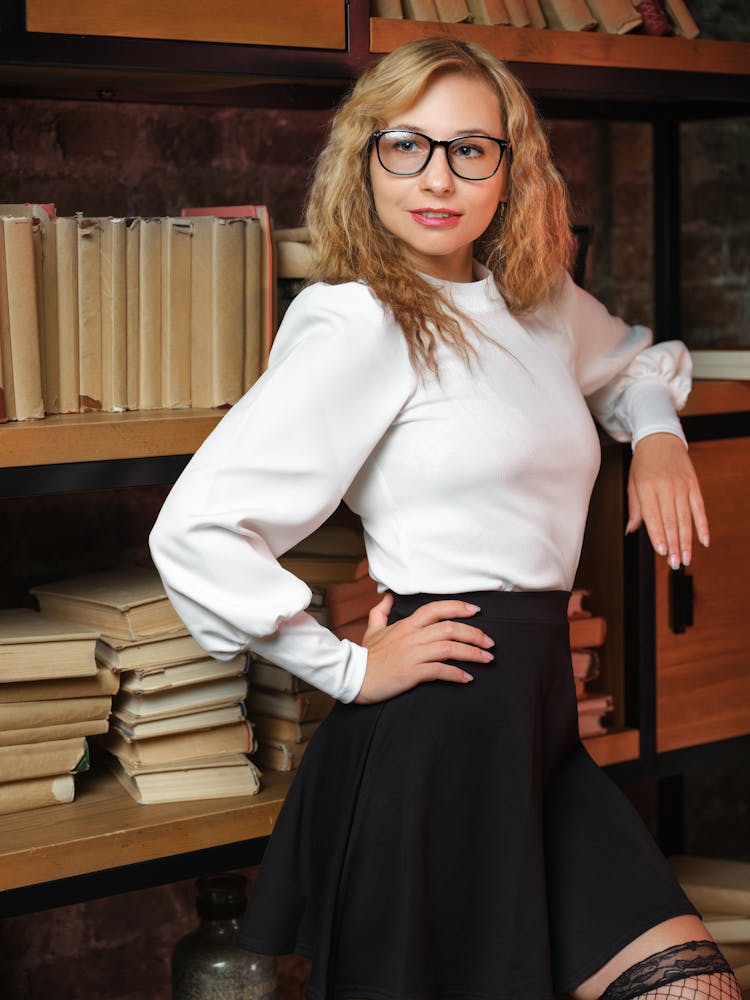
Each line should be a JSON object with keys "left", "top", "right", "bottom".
{"left": 376, "top": 130, "right": 504, "bottom": 180}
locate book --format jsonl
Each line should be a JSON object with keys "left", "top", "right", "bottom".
{"left": 570, "top": 649, "right": 600, "bottom": 683}
{"left": 702, "top": 914, "right": 750, "bottom": 944}
{"left": 31, "top": 567, "right": 184, "bottom": 642}
{"left": 372, "top": 0, "right": 404, "bottom": 14}
{"left": 55, "top": 216, "right": 80, "bottom": 413}
{"left": 0, "top": 216, "right": 45, "bottom": 419}
{"left": 99, "top": 217, "right": 128, "bottom": 412}
{"left": 279, "top": 554, "right": 368, "bottom": 584}
{"left": 0, "top": 608, "right": 98, "bottom": 682}
{"left": 251, "top": 713, "right": 322, "bottom": 744}
{"left": 524, "top": 0, "right": 547, "bottom": 26}
{"left": 110, "top": 703, "right": 247, "bottom": 741}
{"left": 0, "top": 736, "right": 89, "bottom": 782}
{"left": 577, "top": 692, "right": 613, "bottom": 737}
{"left": 506, "top": 0, "right": 531, "bottom": 25}
{"left": 402, "top": 0, "right": 440, "bottom": 18}
{"left": 275, "top": 236, "right": 313, "bottom": 280}
{"left": 0, "top": 695, "right": 112, "bottom": 731}
{"left": 0, "top": 718, "right": 109, "bottom": 747}
{"left": 584, "top": 0, "right": 641, "bottom": 32}
{"left": 0, "top": 333, "right": 6, "bottom": 422}
{"left": 662, "top": 0, "right": 699, "bottom": 37}
{"left": 690, "top": 350, "right": 750, "bottom": 381}
{"left": 0, "top": 773, "right": 75, "bottom": 815}
{"left": 76, "top": 217, "right": 103, "bottom": 411}
{"left": 253, "top": 737, "right": 309, "bottom": 772}
{"left": 95, "top": 631, "right": 201, "bottom": 673}
{"left": 567, "top": 588, "right": 593, "bottom": 619}
{"left": 247, "top": 657, "right": 313, "bottom": 694}
{"left": 98, "top": 719, "right": 254, "bottom": 765}
{"left": 246, "top": 686, "right": 334, "bottom": 723}
{"left": 633, "top": 0, "right": 672, "bottom": 35}
{"left": 138, "top": 217, "right": 162, "bottom": 409}
{"left": 537, "top": 0, "right": 597, "bottom": 28}
{"left": 568, "top": 615, "right": 607, "bottom": 649}
{"left": 326, "top": 578, "right": 380, "bottom": 629}
{"left": 107, "top": 752, "right": 260, "bottom": 804}
{"left": 125, "top": 217, "right": 140, "bottom": 410}
{"left": 212, "top": 217, "right": 246, "bottom": 407}
{"left": 112, "top": 674, "right": 248, "bottom": 723}
{"left": 466, "top": 0, "right": 511, "bottom": 23}
{"left": 721, "top": 944, "right": 750, "bottom": 970}
{"left": 669, "top": 856, "right": 750, "bottom": 914}
{"left": 435, "top": 0, "right": 472, "bottom": 21}
{"left": 333, "top": 616, "right": 369, "bottom": 645}
{"left": 119, "top": 654, "right": 246, "bottom": 694}
{"left": 27, "top": 204, "right": 59, "bottom": 414}
{"left": 160, "top": 217, "right": 192, "bottom": 408}
{"left": 0, "top": 666, "right": 118, "bottom": 702}
{"left": 115, "top": 751, "right": 250, "bottom": 776}
{"left": 243, "top": 216, "right": 263, "bottom": 393}
{"left": 291, "top": 523, "right": 366, "bottom": 559}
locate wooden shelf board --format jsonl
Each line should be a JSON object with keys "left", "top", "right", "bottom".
{"left": 0, "top": 408, "right": 223, "bottom": 469}
{"left": 370, "top": 19, "right": 750, "bottom": 77}
{"left": 584, "top": 727, "right": 640, "bottom": 767}
{"left": 0, "top": 765, "right": 293, "bottom": 892}
{"left": 683, "top": 380, "right": 750, "bottom": 416}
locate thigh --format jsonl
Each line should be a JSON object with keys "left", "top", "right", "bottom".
{"left": 543, "top": 744, "right": 700, "bottom": 997}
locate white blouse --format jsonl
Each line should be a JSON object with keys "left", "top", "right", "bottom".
{"left": 149, "top": 270, "right": 691, "bottom": 703}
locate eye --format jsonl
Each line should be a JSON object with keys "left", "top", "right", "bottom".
{"left": 394, "top": 138, "right": 418, "bottom": 153}
{"left": 452, "top": 141, "right": 485, "bottom": 159}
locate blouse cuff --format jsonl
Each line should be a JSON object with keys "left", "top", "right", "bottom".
{"left": 622, "top": 380, "right": 688, "bottom": 451}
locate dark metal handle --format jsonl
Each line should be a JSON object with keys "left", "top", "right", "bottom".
{"left": 669, "top": 565, "right": 694, "bottom": 634}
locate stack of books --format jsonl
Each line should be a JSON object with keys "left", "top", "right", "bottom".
{"left": 567, "top": 589, "right": 614, "bottom": 738}
{"left": 0, "top": 607, "right": 111, "bottom": 814}
{"left": 30, "top": 566, "right": 260, "bottom": 804}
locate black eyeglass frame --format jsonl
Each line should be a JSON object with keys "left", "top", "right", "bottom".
{"left": 369, "top": 129, "right": 512, "bottom": 181}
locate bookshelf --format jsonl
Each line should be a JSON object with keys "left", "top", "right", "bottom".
{"left": 0, "top": 0, "right": 748, "bottom": 914}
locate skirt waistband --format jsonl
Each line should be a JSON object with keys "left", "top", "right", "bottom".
{"left": 390, "top": 589, "right": 571, "bottom": 625}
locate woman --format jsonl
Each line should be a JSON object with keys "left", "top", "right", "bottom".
{"left": 149, "top": 38, "right": 741, "bottom": 1000}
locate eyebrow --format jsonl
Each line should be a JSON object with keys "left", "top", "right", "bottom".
{"left": 388, "top": 124, "right": 496, "bottom": 137}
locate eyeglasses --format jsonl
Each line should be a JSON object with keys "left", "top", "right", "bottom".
{"left": 370, "top": 129, "right": 511, "bottom": 181}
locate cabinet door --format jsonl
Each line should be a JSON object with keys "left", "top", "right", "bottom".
{"left": 26, "top": 0, "right": 346, "bottom": 50}
{"left": 655, "top": 436, "right": 750, "bottom": 753}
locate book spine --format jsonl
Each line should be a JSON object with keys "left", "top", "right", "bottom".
{"left": 467, "top": 0, "right": 511, "bottom": 21}
{"left": 0, "top": 222, "right": 17, "bottom": 419}
{"left": 662, "top": 0, "right": 699, "bottom": 36}
{"left": 372, "top": 0, "right": 404, "bottom": 15}
{"left": 34, "top": 206, "right": 60, "bottom": 413}
{"left": 125, "top": 218, "right": 140, "bottom": 410}
{"left": 524, "top": 0, "right": 547, "bottom": 27}
{"left": 100, "top": 218, "right": 128, "bottom": 412}
{"left": 188, "top": 217, "right": 213, "bottom": 408}
{"left": 538, "top": 0, "right": 597, "bottom": 28}
{"left": 506, "top": 0, "right": 531, "bottom": 25}
{"left": 633, "top": 0, "right": 672, "bottom": 34}
{"left": 402, "top": 0, "right": 440, "bottom": 18}
{"left": 2, "top": 218, "right": 45, "bottom": 419}
{"left": 77, "top": 217, "right": 103, "bottom": 412}
{"left": 160, "top": 218, "right": 192, "bottom": 409}
{"left": 243, "top": 218, "right": 263, "bottom": 393}
{"left": 0, "top": 774, "right": 75, "bottom": 815}
{"left": 138, "top": 218, "right": 162, "bottom": 410}
{"left": 435, "top": 0, "right": 473, "bottom": 20}
{"left": 585, "top": 0, "right": 642, "bottom": 32}
{"left": 211, "top": 218, "right": 245, "bottom": 407}
{"left": 55, "top": 217, "right": 80, "bottom": 413}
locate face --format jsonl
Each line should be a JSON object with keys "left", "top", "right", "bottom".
{"left": 369, "top": 71, "right": 509, "bottom": 283}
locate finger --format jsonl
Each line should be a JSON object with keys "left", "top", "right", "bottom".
{"left": 655, "top": 490, "right": 682, "bottom": 570}
{"left": 636, "top": 483, "right": 668, "bottom": 559}
{"left": 689, "top": 485, "right": 710, "bottom": 549}
{"left": 625, "top": 480, "right": 643, "bottom": 535}
{"left": 421, "top": 638, "right": 495, "bottom": 666}
{"left": 415, "top": 661, "right": 476, "bottom": 685}
{"left": 675, "top": 490, "right": 694, "bottom": 567}
{"left": 417, "top": 619, "right": 494, "bottom": 649}
{"left": 367, "top": 591, "right": 393, "bottom": 629}
{"left": 411, "top": 599, "right": 481, "bottom": 627}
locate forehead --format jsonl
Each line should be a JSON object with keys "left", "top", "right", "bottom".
{"left": 382, "top": 71, "right": 503, "bottom": 135}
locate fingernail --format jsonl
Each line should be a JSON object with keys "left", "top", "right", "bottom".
{"left": 682, "top": 550, "right": 691, "bottom": 567}
{"left": 701, "top": 534, "right": 710, "bottom": 548}
{"left": 466, "top": 603, "right": 481, "bottom": 613}
{"left": 462, "top": 672, "right": 474, "bottom": 683}
{"left": 483, "top": 636, "right": 495, "bottom": 648}
{"left": 657, "top": 543, "right": 668, "bottom": 557}
{"left": 481, "top": 650, "right": 494, "bottom": 661}
{"left": 669, "top": 554, "right": 681, "bottom": 570}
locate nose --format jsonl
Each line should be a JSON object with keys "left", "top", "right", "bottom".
{"left": 419, "top": 146, "right": 455, "bottom": 193}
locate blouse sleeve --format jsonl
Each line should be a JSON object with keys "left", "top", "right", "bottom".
{"left": 148, "top": 282, "right": 417, "bottom": 703}
{"left": 561, "top": 275, "right": 692, "bottom": 448}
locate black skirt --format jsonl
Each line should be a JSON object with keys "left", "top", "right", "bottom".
{"left": 239, "top": 591, "right": 698, "bottom": 1000}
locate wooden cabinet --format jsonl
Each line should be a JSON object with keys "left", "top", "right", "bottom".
{"left": 656, "top": 435, "right": 750, "bottom": 753}
{"left": 25, "top": 0, "right": 347, "bottom": 50}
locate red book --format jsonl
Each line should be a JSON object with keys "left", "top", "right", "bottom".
{"left": 569, "top": 616, "right": 607, "bottom": 649}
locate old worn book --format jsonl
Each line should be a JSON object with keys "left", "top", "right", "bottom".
{"left": 100, "top": 217, "right": 128, "bottom": 412}
{"left": 0, "top": 773, "right": 76, "bottom": 815}
{"left": 95, "top": 631, "right": 200, "bottom": 673}
{"left": 402, "top": 0, "right": 440, "bottom": 19}
{"left": 702, "top": 914, "right": 750, "bottom": 944}
{"left": 161, "top": 217, "right": 192, "bottom": 408}
{"left": 0, "top": 736, "right": 89, "bottom": 782}
{"left": 0, "top": 608, "right": 98, "bottom": 682}
{"left": 570, "top": 649, "right": 600, "bottom": 682}
{"left": 291, "top": 524, "right": 366, "bottom": 559}
{"left": 567, "top": 588, "right": 592, "bottom": 619}
{"left": 138, "top": 217, "right": 162, "bottom": 409}
{"left": 435, "top": 0, "right": 472, "bottom": 21}
{"left": 246, "top": 686, "right": 334, "bottom": 723}
{"left": 112, "top": 674, "right": 247, "bottom": 723}
{"left": 333, "top": 616, "right": 369, "bottom": 645}
{"left": 466, "top": 0, "right": 511, "bottom": 23}
{"left": 538, "top": 0, "right": 597, "bottom": 28}
{"left": 372, "top": 0, "right": 404, "bottom": 14}
{"left": 505, "top": 0, "right": 531, "bottom": 25}
{"left": 253, "top": 737, "right": 309, "bottom": 772}
{"left": 275, "top": 236, "right": 313, "bottom": 280}
{"left": 279, "top": 554, "right": 367, "bottom": 585}
{"left": 633, "top": 0, "right": 672, "bottom": 34}
{"left": 577, "top": 692, "right": 613, "bottom": 737}
{"left": 55, "top": 215, "right": 80, "bottom": 413}
{"left": 243, "top": 216, "right": 263, "bottom": 392}
{"left": 107, "top": 752, "right": 260, "bottom": 804}
{"left": 99, "top": 719, "right": 254, "bottom": 764}
{"left": 119, "top": 654, "right": 245, "bottom": 694}
{"left": 110, "top": 703, "right": 246, "bottom": 741}
{"left": 524, "top": 0, "right": 547, "bottom": 26}
{"left": 212, "top": 217, "right": 246, "bottom": 406}
{"left": 669, "top": 856, "right": 750, "bottom": 914}
{"left": 247, "top": 657, "right": 312, "bottom": 695}
{"left": 690, "top": 350, "right": 750, "bottom": 381}
{"left": 0, "top": 216, "right": 45, "bottom": 419}
{"left": 251, "top": 713, "right": 321, "bottom": 744}
{"left": 0, "top": 695, "right": 111, "bottom": 731}
{"left": 0, "top": 665, "right": 118, "bottom": 702}
{"left": 585, "top": 0, "right": 641, "bottom": 32}
{"left": 0, "top": 718, "right": 109, "bottom": 747}
{"left": 125, "top": 217, "right": 140, "bottom": 410}
{"left": 568, "top": 615, "right": 607, "bottom": 649}
{"left": 76, "top": 217, "right": 103, "bottom": 411}
{"left": 31, "top": 567, "right": 184, "bottom": 642}
{"left": 662, "top": 0, "right": 699, "bottom": 36}
{"left": 327, "top": 577, "right": 380, "bottom": 629}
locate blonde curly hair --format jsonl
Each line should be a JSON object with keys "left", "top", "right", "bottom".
{"left": 305, "top": 36, "right": 573, "bottom": 374}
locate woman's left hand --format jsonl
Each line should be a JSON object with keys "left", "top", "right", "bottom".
{"left": 626, "top": 432, "right": 710, "bottom": 569}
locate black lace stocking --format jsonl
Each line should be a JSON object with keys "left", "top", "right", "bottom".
{"left": 597, "top": 940, "right": 742, "bottom": 1000}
